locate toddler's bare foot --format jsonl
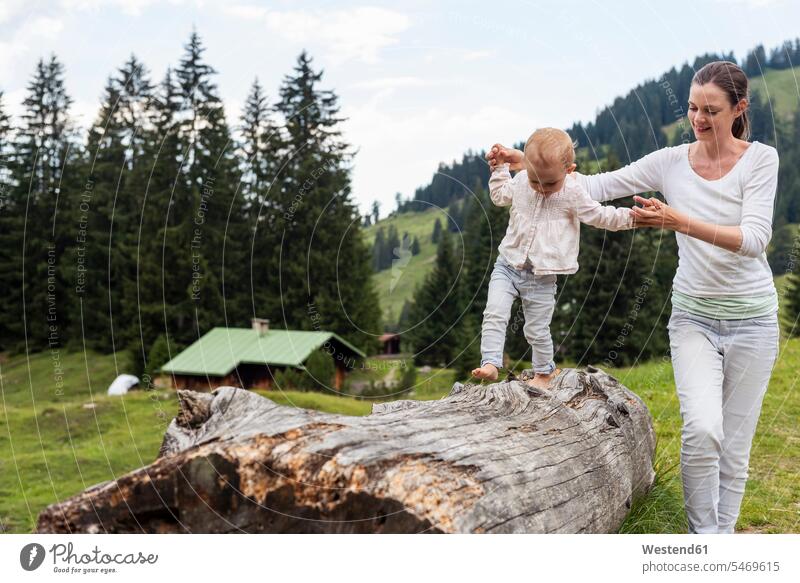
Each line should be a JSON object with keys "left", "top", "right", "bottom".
{"left": 471, "top": 363, "right": 499, "bottom": 381}
{"left": 525, "top": 368, "right": 562, "bottom": 390}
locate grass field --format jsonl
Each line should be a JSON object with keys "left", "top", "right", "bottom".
{"left": 2, "top": 321, "right": 798, "bottom": 533}
{"left": 0, "top": 351, "right": 455, "bottom": 533}
{"left": 615, "top": 336, "right": 800, "bottom": 534}
{"left": 750, "top": 66, "right": 800, "bottom": 122}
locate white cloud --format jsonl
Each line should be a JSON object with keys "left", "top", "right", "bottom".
{"left": 0, "top": 16, "right": 65, "bottom": 81}
{"left": 21, "top": 16, "right": 64, "bottom": 38}
{"left": 222, "top": 3, "right": 263, "bottom": 20}
{"left": 350, "top": 76, "right": 442, "bottom": 91}
{"left": 712, "top": 0, "right": 785, "bottom": 6}
{"left": 60, "top": 0, "right": 186, "bottom": 17}
{"left": 462, "top": 49, "right": 494, "bottom": 61}
{"left": 0, "top": 0, "right": 28, "bottom": 24}
{"left": 341, "top": 97, "right": 526, "bottom": 213}
{"left": 222, "top": 5, "right": 411, "bottom": 64}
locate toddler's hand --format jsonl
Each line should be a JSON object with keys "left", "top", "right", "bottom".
{"left": 486, "top": 143, "right": 524, "bottom": 171}
{"left": 634, "top": 195, "right": 662, "bottom": 210}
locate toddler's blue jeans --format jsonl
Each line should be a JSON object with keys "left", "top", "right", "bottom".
{"left": 480, "top": 254, "right": 557, "bottom": 375}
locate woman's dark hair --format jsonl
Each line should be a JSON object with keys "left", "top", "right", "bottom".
{"left": 692, "top": 60, "right": 750, "bottom": 141}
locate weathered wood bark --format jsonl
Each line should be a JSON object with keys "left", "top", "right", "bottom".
{"left": 36, "top": 366, "right": 655, "bottom": 533}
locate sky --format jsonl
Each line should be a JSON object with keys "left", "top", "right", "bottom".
{"left": 1, "top": 0, "right": 798, "bottom": 216}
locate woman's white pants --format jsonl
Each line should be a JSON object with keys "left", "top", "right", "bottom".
{"left": 668, "top": 308, "right": 780, "bottom": 534}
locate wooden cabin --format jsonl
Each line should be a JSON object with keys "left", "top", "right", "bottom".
{"left": 159, "top": 318, "right": 365, "bottom": 392}
{"left": 378, "top": 332, "right": 401, "bottom": 356}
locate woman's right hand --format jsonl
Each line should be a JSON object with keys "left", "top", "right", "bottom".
{"left": 486, "top": 144, "right": 524, "bottom": 172}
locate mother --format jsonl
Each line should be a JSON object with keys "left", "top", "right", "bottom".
{"left": 488, "top": 61, "right": 780, "bottom": 534}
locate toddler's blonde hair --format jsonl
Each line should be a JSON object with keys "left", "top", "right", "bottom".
{"left": 524, "top": 127, "right": 578, "bottom": 169}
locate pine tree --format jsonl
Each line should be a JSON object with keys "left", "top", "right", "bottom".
{"left": 302, "top": 348, "right": 336, "bottom": 392}
{"left": 743, "top": 44, "right": 767, "bottom": 76}
{"left": 397, "top": 299, "right": 412, "bottom": 331}
{"left": 131, "top": 66, "right": 184, "bottom": 370}
{"left": 240, "top": 78, "right": 283, "bottom": 218}
{"left": 785, "top": 272, "right": 800, "bottom": 337}
{"left": 447, "top": 199, "right": 462, "bottom": 232}
{"left": 0, "top": 91, "right": 11, "bottom": 160}
{"left": 410, "top": 235, "right": 420, "bottom": 255}
{"left": 768, "top": 224, "right": 798, "bottom": 273}
{"left": 749, "top": 90, "right": 776, "bottom": 144}
{"left": 145, "top": 333, "right": 173, "bottom": 379}
{"left": 450, "top": 312, "right": 482, "bottom": 382}
{"left": 240, "top": 77, "right": 284, "bottom": 321}
{"left": 431, "top": 217, "right": 442, "bottom": 243}
{"left": 371, "top": 226, "right": 385, "bottom": 271}
{"left": 78, "top": 55, "right": 155, "bottom": 353}
{"left": 406, "top": 230, "right": 466, "bottom": 366}
{"left": 774, "top": 105, "right": 800, "bottom": 226}
{"left": 385, "top": 224, "right": 400, "bottom": 270}
{"left": 176, "top": 31, "right": 246, "bottom": 338}
{"left": 0, "top": 91, "right": 17, "bottom": 350}
{"left": 273, "top": 51, "right": 381, "bottom": 353}
{"left": 139, "top": 30, "right": 245, "bottom": 349}
{"left": 2, "top": 56, "right": 77, "bottom": 352}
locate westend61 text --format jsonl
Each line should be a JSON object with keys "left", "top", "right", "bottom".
{"left": 642, "top": 544, "right": 708, "bottom": 555}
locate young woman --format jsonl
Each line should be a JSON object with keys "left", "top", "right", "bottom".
{"left": 487, "top": 61, "right": 780, "bottom": 534}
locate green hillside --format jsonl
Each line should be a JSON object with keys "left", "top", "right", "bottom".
{"left": 371, "top": 66, "right": 800, "bottom": 328}
{"left": 364, "top": 207, "right": 450, "bottom": 324}
{"left": 751, "top": 66, "right": 800, "bottom": 120}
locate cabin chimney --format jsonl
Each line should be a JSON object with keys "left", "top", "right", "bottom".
{"left": 251, "top": 317, "right": 270, "bottom": 336}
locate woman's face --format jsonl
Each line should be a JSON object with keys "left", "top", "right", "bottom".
{"left": 687, "top": 82, "right": 746, "bottom": 143}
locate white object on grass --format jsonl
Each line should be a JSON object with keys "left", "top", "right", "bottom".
{"left": 107, "top": 374, "right": 140, "bottom": 396}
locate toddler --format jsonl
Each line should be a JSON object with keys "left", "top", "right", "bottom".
{"left": 471, "top": 128, "right": 634, "bottom": 389}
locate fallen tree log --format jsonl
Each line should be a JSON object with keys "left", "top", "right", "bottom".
{"left": 36, "top": 366, "right": 656, "bottom": 533}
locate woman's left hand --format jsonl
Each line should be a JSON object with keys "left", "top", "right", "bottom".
{"left": 631, "top": 195, "right": 685, "bottom": 231}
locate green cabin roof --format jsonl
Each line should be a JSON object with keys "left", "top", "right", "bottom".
{"left": 159, "top": 327, "right": 365, "bottom": 376}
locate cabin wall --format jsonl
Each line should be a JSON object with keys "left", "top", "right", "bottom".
{"left": 167, "top": 349, "right": 356, "bottom": 392}
{"left": 169, "top": 374, "right": 228, "bottom": 392}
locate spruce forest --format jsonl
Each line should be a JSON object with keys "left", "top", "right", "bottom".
{"left": 0, "top": 32, "right": 382, "bottom": 376}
